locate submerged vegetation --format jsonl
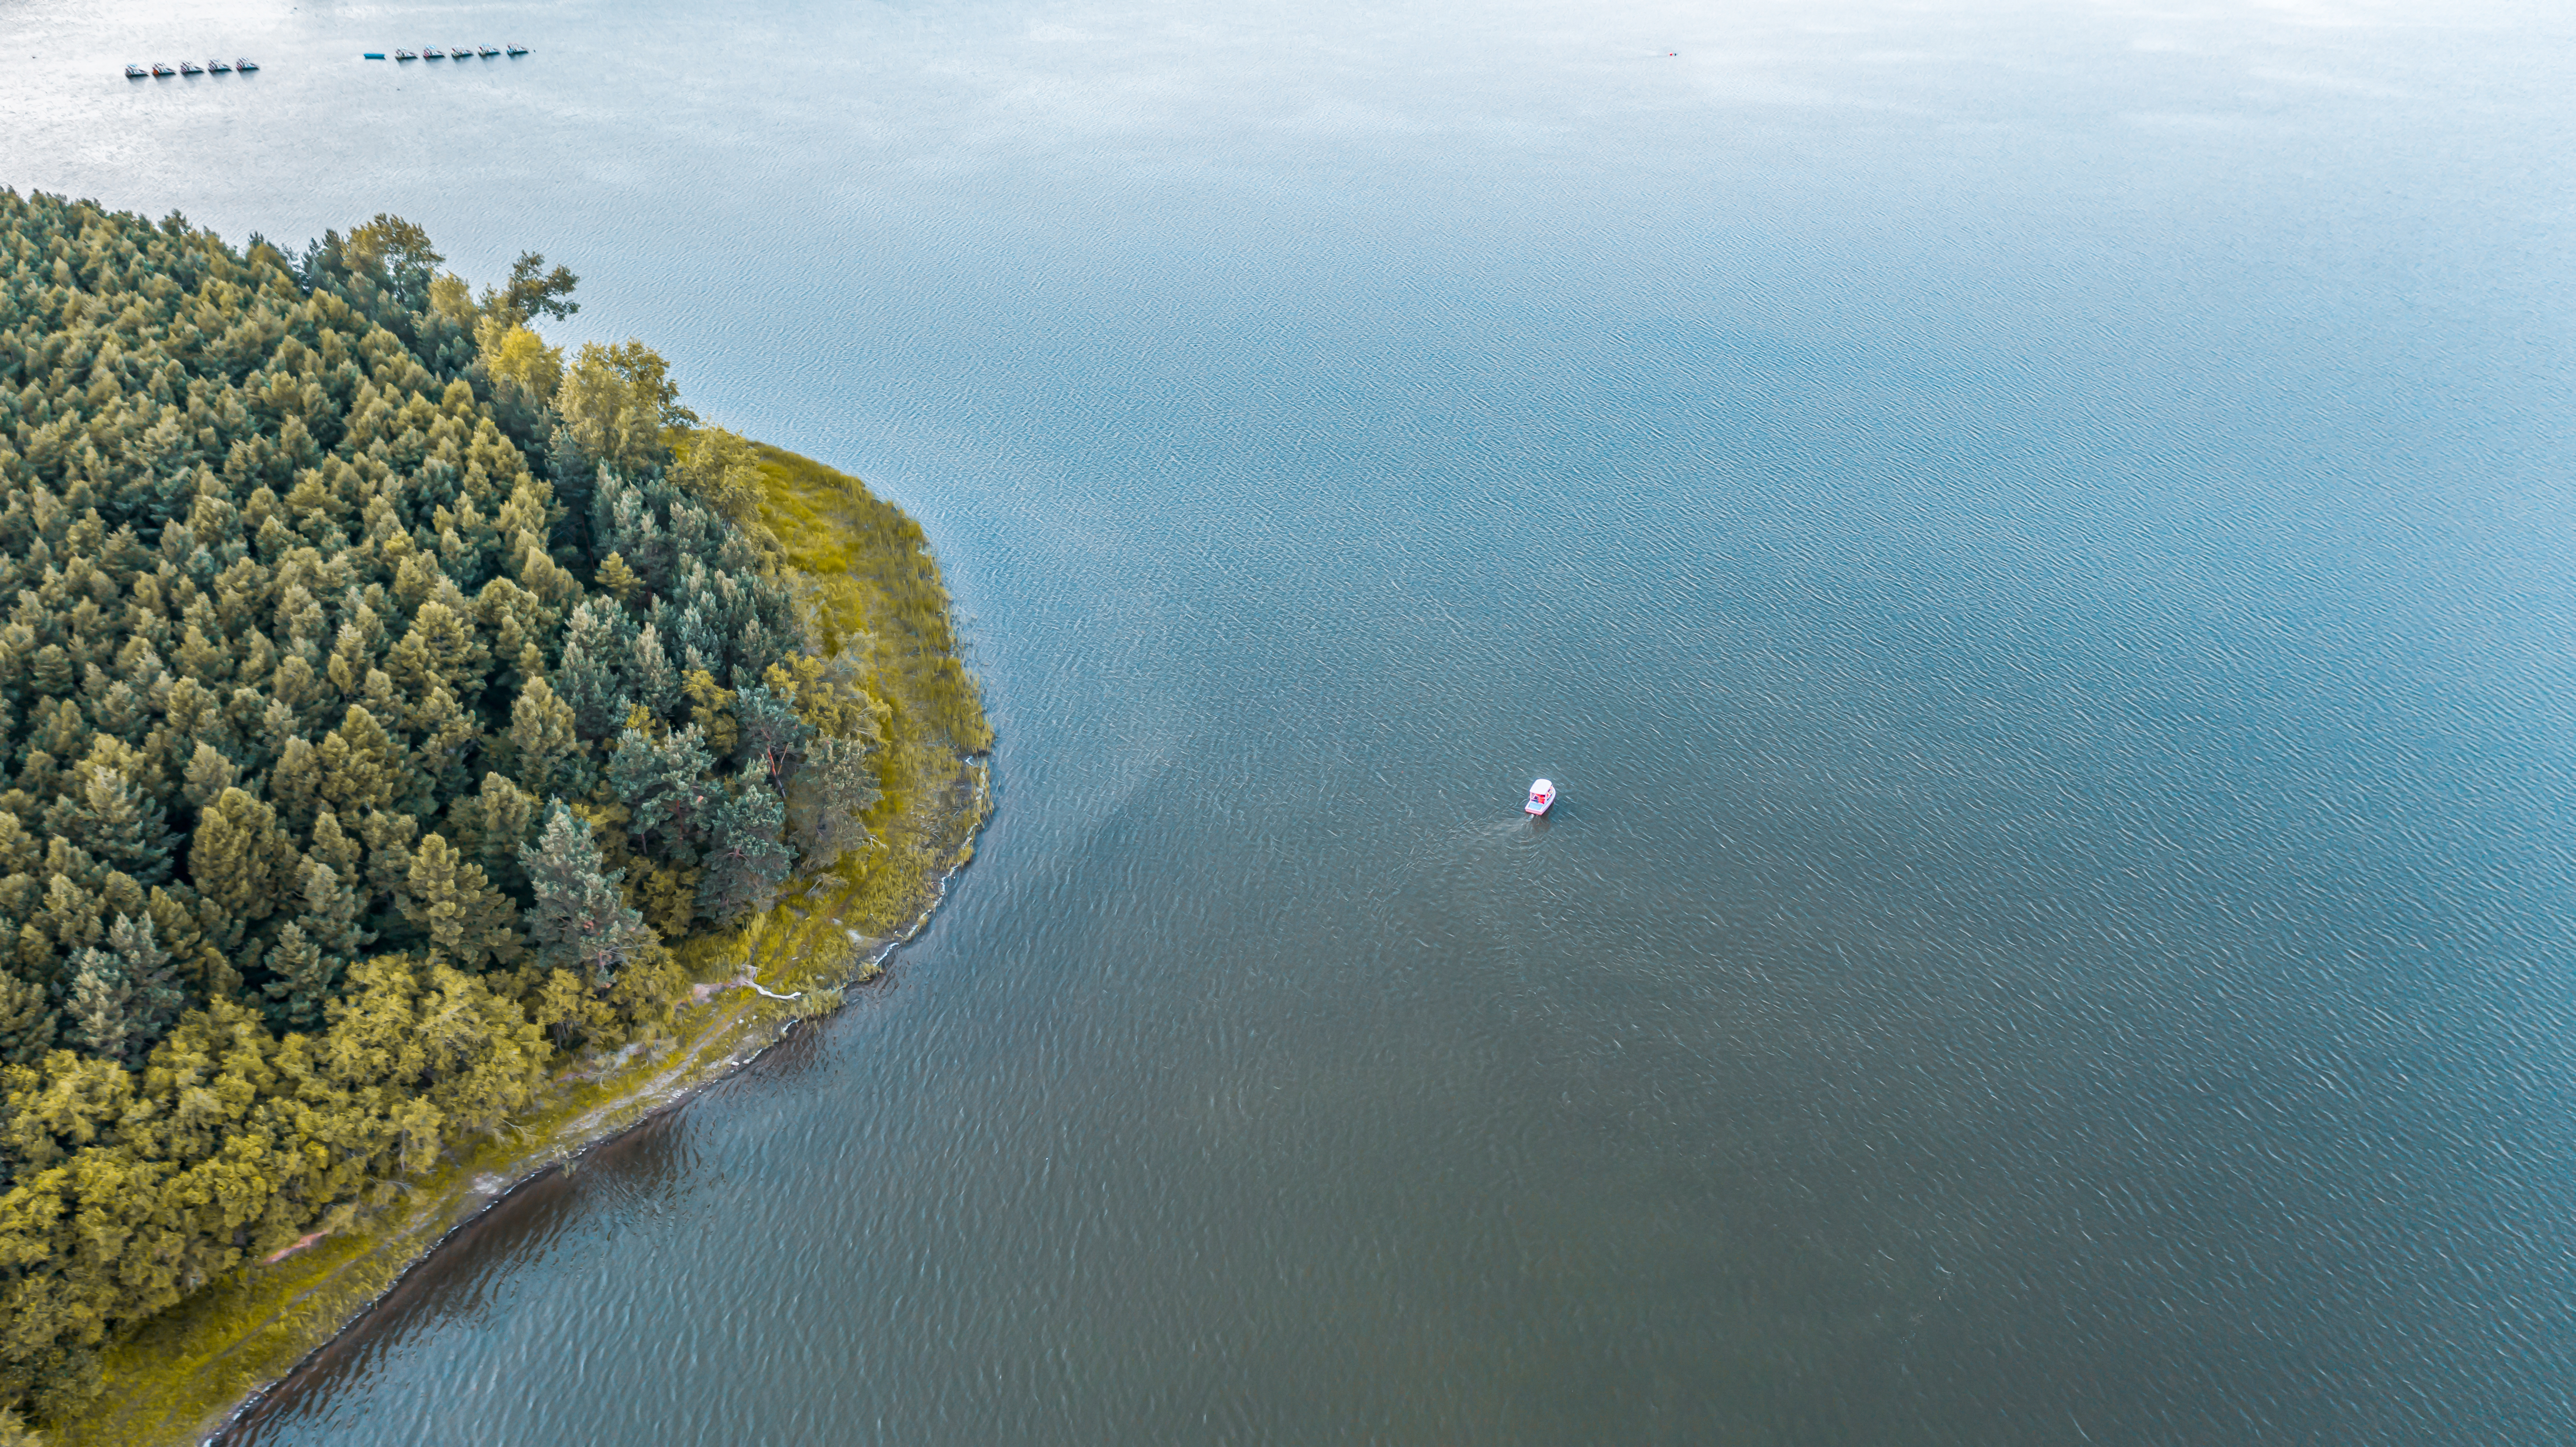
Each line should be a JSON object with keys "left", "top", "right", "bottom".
{"left": 0, "top": 190, "right": 989, "bottom": 1437}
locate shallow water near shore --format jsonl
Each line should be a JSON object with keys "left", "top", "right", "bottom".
{"left": 12, "top": 0, "right": 2576, "bottom": 1441}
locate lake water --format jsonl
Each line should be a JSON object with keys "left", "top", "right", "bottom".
{"left": 10, "top": 0, "right": 2576, "bottom": 1441}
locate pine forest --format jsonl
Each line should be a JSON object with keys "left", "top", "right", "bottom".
{"left": 0, "top": 189, "right": 987, "bottom": 1433}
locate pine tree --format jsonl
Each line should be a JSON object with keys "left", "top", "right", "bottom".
{"left": 629, "top": 623, "right": 680, "bottom": 719}
{"left": 268, "top": 735, "right": 325, "bottom": 832}
{"left": 503, "top": 675, "right": 583, "bottom": 800}
{"left": 30, "top": 644, "right": 74, "bottom": 697}
{"left": 520, "top": 804, "right": 653, "bottom": 988}
{"left": 308, "top": 807, "right": 364, "bottom": 881}
{"left": 732, "top": 682, "right": 813, "bottom": 788}
{"left": 413, "top": 679, "right": 480, "bottom": 798}
{"left": 25, "top": 698, "right": 93, "bottom": 764}
{"left": 291, "top": 856, "right": 371, "bottom": 963}
{"left": 495, "top": 248, "right": 582, "bottom": 322}
{"left": 259, "top": 921, "right": 337, "bottom": 1033}
{"left": 696, "top": 784, "right": 792, "bottom": 925}
{"left": 144, "top": 883, "right": 239, "bottom": 999}
{"left": 398, "top": 834, "right": 521, "bottom": 970}
{"left": 387, "top": 598, "right": 488, "bottom": 702}
{"left": 42, "top": 763, "right": 177, "bottom": 886}
{"left": 546, "top": 425, "right": 594, "bottom": 503}
{"left": 0, "top": 816, "right": 34, "bottom": 879}
{"left": 316, "top": 703, "right": 406, "bottom": 814}
{"left": 91, "top": 679, "right": 147, "bottom": 740}
{"left": 187, "top": 787, "right": 297, "bottom": 923}
{"left": 554, "top": 599, "right": 634, "bottom": 738}
{"left": 356, "top": 807, "right": 422, "bottom": 910}
{"left": 679, "top": 667, "right": 739, "bottom": 755}
{"left": 471, "top": 771, "right": 538, "bottom": 894}
{"left": 180, "top": 740, "right": 241, "bottom": 812}
{"left": 0, "top": 974, "right": 56, "bottom": 1066}
{"left": 65, "top": 947, "right": 133, "bottom": 1064}
{"left": 594, "top": 551, "right": 644, "bottom": 605}
{"left": 107, "top": 912, "right": 183, "bottom": 1054}
{"left": 788, "top": 734, "right": 882, "bottom": 874}
{"left": 606, "top": 722, "right": 715, "bottom": 855}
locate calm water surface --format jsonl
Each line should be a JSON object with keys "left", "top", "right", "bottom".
{"left": 10, "top": 0, "right": 2576, "bottom": 1441}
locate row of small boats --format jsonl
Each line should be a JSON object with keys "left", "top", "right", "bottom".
{"left": 125, "top": 59, "right": 256, "bottom": 77}
{"left": 367, "top": 46, "right": 528, "bottom": 59}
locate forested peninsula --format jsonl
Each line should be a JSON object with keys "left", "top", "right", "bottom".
{"left": 0, "top": 191, "right": 991, "bottom": 1444}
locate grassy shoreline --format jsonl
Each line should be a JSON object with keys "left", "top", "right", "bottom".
{"left": 58, "top": 446, "right": 990, "bottom": 1447}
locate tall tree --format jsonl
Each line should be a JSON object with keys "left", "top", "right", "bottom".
{"left": 180, "top": 740, "right": 241, "bottom": 812}
{"left": 788, "top": 734, "right": 883, "bottom": 874}
{"left": 606, "top": 723, "right": 716, "bottom": 857}
{"left": 187, "top": 787, "right": 298, "bottom": 925}
{"left": 669, "top": 426, "right": 763, "bottom": 519}
{"left": 64, "top": 947, "right": 134, "bottom": 1064}
{"left": 43, "top": 763, "right": 176, "bottom": 886}
{"left": 628, "top": 624, "right": 681, "bottom": 720}
{"left": 733, "top": 683, "right": 813, "bottom": 789}
{"left": 308, "top": 808, "right": 364, "bottom": 882}
{"left": 520, "top": 805, "right": 654, "bottom": 989}
{"left": 553, "top": 607, "right": 631, "bottom": 740}
{"left": 344, "top": 213, "right": 444, "bottom": 308}
{"left": 469, "top": 772, "right": 540, "bottom": 894}
{"left": 259, "top": 923, "right": 335, "bottom": 1034}
{"left": 0, "top": 976, "right": 56, "bottom": 1067}
{"left": 556, "top": 339, "right": 696, "bottom": 476}
{"left": 290, "top": 856, "right": 371, "bottom": 967}
{"left": 478, "top": 319, "right": 565, "bottom": 414}
{"left": 316, "top": 704, "right": 410, "bottom": 814}
{"left": 502, "top": 676, "right": 584, "bottom": 800}
{"left": 106, "top": 911, "right": 183, "bottom": 1054}
{"left": 697, "top": 784, "right": 793, "bottom": 925}
{"left": 397, "top": 835, "right": 520, "bottom": 971}
{"left": 478, "top": 250, "right": 581, "bottom": 325}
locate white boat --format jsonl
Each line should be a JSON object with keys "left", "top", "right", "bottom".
{"left": 1524, "top": 778, "right": 1557, "bottom": 816}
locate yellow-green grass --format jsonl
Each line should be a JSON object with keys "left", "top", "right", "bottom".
{"left": 63, "top": 447, "right": 990, "bottom": 1447}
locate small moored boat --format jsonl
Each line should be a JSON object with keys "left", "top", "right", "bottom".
{"left": 506, "top": 44, "right": 528, "bottom": 55}
{"left": 150, "top": 63, "right": 174, "bottom": 76}
{"left": 395, "top": 49, "right": 416, "bottom": 60}
{"left": 210, "top": 58, "right": 232, "bottom": 71}
{"left": 179, "top": 60, "right": 202, "bottom": 74}
{"left": 1524, "top": 778, "right": 1557, "bottom": 816}
{"left": 125, "top": 64, "right": 147, "bottom": 78}
{"left": 423, "top": 47, "right": 445, "bottom": 58}
{"left": 235, "top": 58, "right": 257, "bottom": 70}
{"left": 478, "top": 45, "right": 500, "bottom": 56}
{"left": 362, "top": 53, "right": 383, "bottom": 60}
